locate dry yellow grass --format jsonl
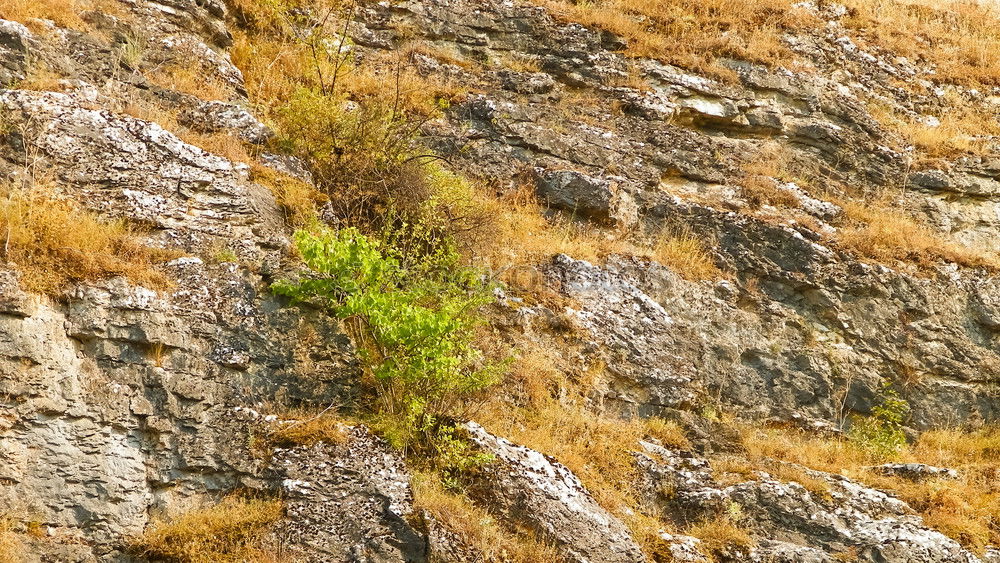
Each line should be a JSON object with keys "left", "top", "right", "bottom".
{"left": 869, "top": 100, "right": 1000, "bottom": 159}
{"left": 146, "top": 64, "right": 235, "bottom": 102}
{"left": 735, "top": 423, "right": 1000, "bottom": 553}
{"left": 686, "top": 517, "right": 756, "bottom": 563}
{"left": 0, "top": 519, "right": 20, "bottom": 563}
{"left": 0, "top": 0, "right": 88, "bottom": 29}
{"left": 833, "top": 199, "right": 998, "bottom": 270}
{"left": 17, "top": 63, "right": 68, "bottom": 92}
{"left": 541, "top": 0, "right": 805, "bottom": 80}
{"left": 0, "top": 187, "right": 175, "bottom": 296}
{"left": 132, "top": 496, "right": 283, "bottom": 562}
{"left": 250, "top": 164, "right": 328, "bottom": 226}
{"left": 267, "top": 412, "right": 348, "bottom": 448}
{"left": 652, "top": 231, "right": 725, "bottom": 281}
{"left": 485, "top": 185, "right": 724, "bottom": 282}
{"left": 737, "top": 143, "right": 806, "bottom": 209}
{"left": 411, "top": 473, "right": 565, "bottom": 562}
{"left": 542, "top": 0, "right": 1000, "bottom": 88}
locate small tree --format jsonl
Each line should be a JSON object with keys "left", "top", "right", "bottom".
{"left": 848, "top": 386, "right": 910, "bottom": 461}
{"left": 273, "top": 227, "right": 503, "bottom": 448}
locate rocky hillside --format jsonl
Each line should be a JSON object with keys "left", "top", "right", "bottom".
{"left": 0, "top": 0, "right": 1000, "bottom": 561}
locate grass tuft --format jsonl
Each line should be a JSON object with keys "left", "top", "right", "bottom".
{"left": 834, "top": 199, "right": 998, "bottom": 270}
{"left": 411, "top": 473, "right": 564, "bottom": 562}
{"left": 131, "top": 496, "right": 283, "bottom": 563}
{"left": 686, "top": 517, "right": 756, "bottom": 563}
{"left": 267, "top": 413, "right": 349, "bottom": 448}
{"left": 0, "top": 187, "right": 175, "bottom": 296}
{"left": 0, "top": 518, "right": 21, "bottom": 563}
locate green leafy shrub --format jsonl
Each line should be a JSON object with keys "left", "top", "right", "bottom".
{"left": 273, "top": 227, "right": 503, "bottom": 449}
{"left": 848, "top": 387, "right": 910, "bottom": 461}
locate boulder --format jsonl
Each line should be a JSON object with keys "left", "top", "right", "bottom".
{"left": 463, "top": 421, "right": 647, "bottom": 563}
{"left": 275, "top": 425, "right": 425, "bottom": 562}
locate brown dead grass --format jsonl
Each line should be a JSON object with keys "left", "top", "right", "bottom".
{"left": 17, "top": 63, "right": 68, "bottom": 91}
{"left": 132, "top": 496, "right": 283, "bottom": 563}
{"left": 0, "top": 519, "right": 20, "bottom": 563}
{"left": 411, "top": 473, "right": 566, "bottom": 562}
{"left": 541, "top": 0, "right": 808, "bottom": 80}
{"left": 0, "top": 187, "right": 175, "bottom": 296}
{"left": 0, "top": 0, "right": 88, "bottom": 29}
{"left": 869, "top": 100, "right": 1000, "bottom": 159}
{"left": 735, "top": 423, "right": 1000, "bottom": 553}
{"left": 267, "top": 412, "right": 349, "bottom": 448}
{"left": 231, "top": 25, "right": 459, "bottom": 122}
{"left": 738, "top": 144, "right": 805, "bottom": 209}
{"left": 486, "top": 185, "right": 724, "bottom": 282}
{"left": 146, "top": 64, "right": 235, "bottom": 102}
{"left": 686, "top": 517, "right": 756, "bottom": 563}
{"left": 0, "top": 0, "right": 126, "bottom": 31}
{"left": 250, "top": 164, "right": 328, "bottom": 226}
{"left": 542, "top": 0, "right": 1000, "bottom": 88}
{"left": 833, "top": 199, "right": 998, "bottom": 270}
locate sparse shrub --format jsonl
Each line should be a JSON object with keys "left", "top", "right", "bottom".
{"left": 131, "top": 496, "right": 283, "bottom": 563}
{"left": 273, "top": 227, "right": 503, "bottom": 450}
{"left": 848, "top": 387, "right": 910, "bottom": 461}
{"left": 0, "top": 187, "right": 175, "bottom": 296}
{"left": 230, "top": 0, "right": 467, "bottom": 237}
{"left": 431, "top": 424, "right": 495, "bottom": 490}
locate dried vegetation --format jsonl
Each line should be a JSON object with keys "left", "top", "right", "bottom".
{"left": 0, "top": 186, "right": 175, "bottom": 296}
{"left": 131, "top": 496, "right": 283, "bottom": 562}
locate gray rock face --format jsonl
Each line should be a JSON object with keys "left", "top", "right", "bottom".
{"left": 533, "top": 168, "right": 638, "bottom": 227}
{"left": 0, "top": 19, "right": 32, "bottom": 85}
{"left": 872, "top": 463, "right": 959, "bottom": 481}
{"left": 178, "top": 100, "right": 274, "bottom": 144}
{"left": 0, "top": 12, "right": 357, "bottom": 554}
{"left": 538, "top": 246, "right": 1000, "bottom": 429}
{"left": 275, "top": 425, "right": 425, "bottom": 563}
{"left": 0, "top": 262, "right": 356, "bottom": 556}
{"left": 349, "top": 0, "right": 1000, "bottom": 430}
{"left": 2, "top": 0, "right": 1000, "bottom": 560}
{"left": 463, "top": 421, "right": 647, "bottom": 563}
{"left": 0, "top": 89, "right": 283, "bottom": 260}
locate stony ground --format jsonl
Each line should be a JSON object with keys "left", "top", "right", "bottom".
{"left": 0, "top": 0, "right": 999, "bottom": 561}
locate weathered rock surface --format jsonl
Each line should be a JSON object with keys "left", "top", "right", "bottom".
{"left": 347, "top": 0, "right": 1000, "bottom": 431}
{"left": 634, "top": 440, "right": 983, "bottom": 562}
{"left": 1, "top": 0, "right": 1000, "bottom": 560}
{"left": 464, "top": 421, "right": 647, "bottom": 563}
{"left": 0, "top": 261, "right": 356, "bottom": 556}
{"left": 275, "top": 425, "right": 425, "bottom": 562}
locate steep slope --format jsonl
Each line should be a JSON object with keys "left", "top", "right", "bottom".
{"left": 0, "top": 0, "right": 999, "bottom": 562}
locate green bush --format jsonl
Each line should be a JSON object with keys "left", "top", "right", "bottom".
{"left": 848, "top": 387, "right": 910, "bottom": 461}
{"left": 273, "top": 227, "right": 503, "bottom": 449}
